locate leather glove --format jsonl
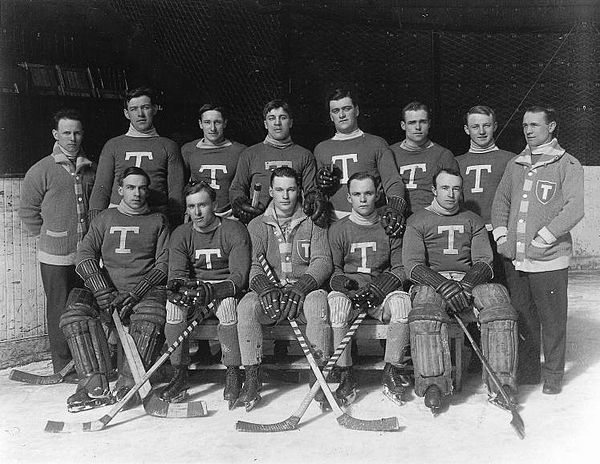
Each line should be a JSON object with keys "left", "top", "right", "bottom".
{"left": 303, "top": 190, "right": 330, "bottom": 229}
{"left": 250, "top": 274, "right": 282, "bottom": 321}
{"left": 111, "top": 291, "right": 140, "bottom": 319}
{"left": 437, "top": 280, "right": 470, "bottom": 315}
{"left": 316, "top": 166, "right": 340, "bottom": 195}
{"left": 232, "top": 197, "right": 265, "bottom": 224}
{"left": 185, "top": 281, "right": 215, "bottom": 308}
{"left": 93, "top": 287, "right": 118, "bottom": 313}
{"left": 279, "top": 274, "right": 318, "bottom": 322}
{"left": 368, "top": 271, "right": 402, "bottom": 306}
{"left": 380, "top": 196, "right": 407, "bottom": 238}
{"left": 330, "top": 274, "right": 359, "bottom": 295}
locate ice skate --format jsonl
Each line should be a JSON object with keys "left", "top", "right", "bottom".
{"left": 382, "top": 363, "right": 410, "bottom": 406}
{"left": 424, "top": 384, "right": 443, "bottom": 416}
{"left": 159, "top": 366, "right": 189, "bottom": 403}
{"left": 334, "top": 366, "right": 357, "bottom": 406}
{"left": 223, "top": 366, "right": 243, "bottom": 410}
{"left": 237, "top": 365, "right": 261, "bottom": 411}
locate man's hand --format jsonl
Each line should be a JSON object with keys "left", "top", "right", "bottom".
{"left": 93, "top": 288, "right": 118, "bottom": 313}
{"left": 437, "top": 280, "right": 470, "bottom": 315}
{"left": 232, "top": 197, "right": 265, "bottom": 224}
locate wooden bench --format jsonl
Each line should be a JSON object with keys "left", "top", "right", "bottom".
{"left": 189, "top": 318, "right": 468, "bottom": 391}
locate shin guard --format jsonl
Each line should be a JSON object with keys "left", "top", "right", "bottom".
{"left": 303, "top": 290, "right": 331, "bottom": 364}
{"left": 382, "top": 291, "right": 411, "bottom": 366}
{"left": 328, "top": 291, "right": 353, "bottom": 367}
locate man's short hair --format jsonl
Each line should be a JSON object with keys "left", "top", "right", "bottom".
{"left": 198, "top": 103, "right": 227, "bottom": 121}
{"left": 118, "top": 166, "right": 151, "bottom": 187}
{"left": 432, "top": 168, "right": 463, "bottom": 189}
{"left": 184, "top": 181, "right": 217, "bottom": 202}
{"left": 327, "top": 88, "right": 358, "bottom": 108}
{"left": 524, "top": 105, "right": 557, "bottom": 126}
{"left": 464, "top": 105, "right": 496, "bottom": 124}
{"left": 52, "top": 108, "right": 83, "bottom": 130}
{"left": 270, "top": 166, "right": 300, "bottom": 188}
{"left": 124, "top": 86, "right": 156, "bottom": 109}
{"left": 263, "top": 99, "right": 293, "bottom": 120}
{"left": 402, "top": 101, "right": 430, "bottom": 121}
{"left": 347, "top": 172, "right": 378, "bottom": 191}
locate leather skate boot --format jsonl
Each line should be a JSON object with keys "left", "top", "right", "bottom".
{"left": 309, "top": 370, "right": 331, "bottom": 411}
{"left": 424, "top": 384, "right": 443, "bottom": 415}
{"left": 113, "top": 373, "right": 141, "bottom": 410}
{"left": 159, "top": 366, "right": 189, "bottom": 403}
{"left": 223, "top": 366, "right": 244, "bottom": 410}
{"left": 334, "top": 366, "right": 357, "bottom": 406}
{"left": 237, "top": 365, "right": 262, "bottom": 411}
{"left": 542, "top": 379, "right": 562, "bottom": 395}
{"left": 67, "top": 374, "right": 113, "bottom": 413}
{"left": 382, "top": 363, "right": 411, "bottom": 406}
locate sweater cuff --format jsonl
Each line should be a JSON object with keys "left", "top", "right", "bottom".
{"left": 537, "top": 226, "right": 557, "bottom": 244}
{"left": 492, "top": 226, "right": 507, "bottom": 242}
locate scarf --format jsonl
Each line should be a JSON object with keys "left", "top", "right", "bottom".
{"left": 117, "top": 199, "right": 150, "bottom": 216}
{"left": 263, "top": 134, "right": 293, "bottom": 149}
{"left": 349, "top": 209, "right": 379, "bottom": 226}
{"left": 426, "top": 197, "right": 459, "bottom": 216}
{"left": 399, "top": 139, "right": 434, "bottom": 152}
{"left": 332, "top": 128, "right": 364, "bottom": 141}
{"left": 126, "top": 124, "right": 159, "bottom": 138}
{"left": 195, "top": 138, "right": 232, "bottom": 149}
{"left": 469, "top": 140, "right": 498, "bottom": 154}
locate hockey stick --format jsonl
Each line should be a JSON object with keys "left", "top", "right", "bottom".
{"left": 453, "top": 314, "right": 525, "bottom": 439}
{"left": 44, "top": 310, "right": 210, "bottom": 433}
{"left": 9, "top": 360, "right": 75, "bottom": 385}
{"left": 244, "top": 253, "right": 399, "bottom": 432}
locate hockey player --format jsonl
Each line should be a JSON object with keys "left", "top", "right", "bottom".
{"left": 391, "top": 102, "right": 458, "bottom": 215}
{"left": 89, "top": 86, "right": 185, "bottom": 227}
{"left": 328, "top": 172, "right": 411, "bottom": 406}
{"left": 403, "top": 168, "right": 518, "bottom": 414}
{"left": 229, "top": 99, "right": 327, "bottom": 227}
{"left": 161, "top": 181, "right": 251, "bottom": 406}
{"left": 181, "top": 104, "right": 246, "bottom": 217}
{"left": 236, "top": 166, "right": 333, "bottom": 411}
{"left": 313, "top": 88, "right": 407, "bottom": 235}
{"left": 492, "top": 106, "right": 584, "bottom": 394}
{"left": 60, "top": 167, "right": 169, "bottom": 412}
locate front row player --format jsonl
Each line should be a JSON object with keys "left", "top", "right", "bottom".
{"left": 60, "top": 167, "right": 169, "bottom": 412}
{"left": 402, "top": 168, "right": 518, "bottom": 414}
{"left": 161, "top": 181, "right": 251, "bottom": 406}
{"left": 236, "top": 166, "right": 333, "bottom": 411}
{"left": 328, "top": 172, "right": 411, "bottom": 406}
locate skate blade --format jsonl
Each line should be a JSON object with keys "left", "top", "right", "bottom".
{"left": 488, "top": 396, "right": 516, "bottom": 412}
{"left": 244, "top": 394, "right": 262, "bottom": 412}
{"left": 383, "top": 386, "right": 405, "bottom": 406}
{"left": 67, "top": 397, "right": 113, "bottom": 414}
{"left": 166, "top": 390, "right": 189, "bottom": 404}
{"left": 228, "top": 399, "right": 237, "bottom": 410}
{"left": 337, "top": 389, "right": 357, "bottom": 407}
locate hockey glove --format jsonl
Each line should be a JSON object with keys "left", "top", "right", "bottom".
{"left": 368, "top": 271, "right": 403, "bottom": 306}
{"left": 167, "top": 279, "right": 194, "bottom": 308}
{"left": 94, "top": 287, "right": 118, "bottom": 313}
{"left": 250, "top": 274, "right": 283, "bottom": 321}
{"left": 437, "top": 280, "right": 470, "bottom": 315}
{"left": 303, "top": 190, "right": 330, "bottom": 228}
{"left": 232, "top": 196, "right": 265, "bottom": 225}
{"left": 316, "top": 166, "right": 340, "bottom": 195}
{"left": 380, "top": 196, "right": 408, "bottom": 238}
{"left": 460, "top": 261, "right": 493, "bottom": 298}
{"left": 279, "top": 274, "right": 319, "bottom": 322}
{"left": 330, "top": 274, "right": 359, "bottom": 295}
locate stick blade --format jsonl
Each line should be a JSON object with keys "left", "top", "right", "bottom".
{"left": 336, "top": 413, "right": 400, "bottom": 432}
{"left": 511, "top": 411, "right": 526, "bottom": 440}
{"left": 143, "top": 393, "right": 208, "bottom": 418}
{"left": 236, "top": 416, "right": 300, "bottom": 432}
{"left": 10, "top": 361, "right": 74, "bottom": 385}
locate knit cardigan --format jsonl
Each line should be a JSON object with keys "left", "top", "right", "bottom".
{"left": 19, "top": 144, "right": 96, "bottom": 265}
{"left": 491, "top": 139, "right": 584, "bottom": 272}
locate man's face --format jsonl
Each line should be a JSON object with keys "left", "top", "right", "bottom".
{"left": 329, "top": 96, "right": 359, "bottom": 134}
{"left": 523, "top": 111, "right": 555, "bottom": 149}
{"left": 200, "top": 110, "right": 227, "bottom": 144}
{"left": 124, "top": 95, "right": 157, "bottom": 132}
{"left": 118, "top": 174, "right": 149, "bottom": 210}
{"left": 347, "top": 178, "right": 377, "bottom": 217}
{"left": 52, "top": 118, "right": 83, "bottom": 155}
{"left": 186, "top": 190, "right": 217, "bottom": 230}
{"left": 264, "top": 107, "right": 292, "bottom": 141}
{"left": 401, "top": 109, "right": 430, "bottom": 144}
{"left": 432, "top": 172, "right": 462, "bottom": 211}
{"left": 464, "top": 113, "right": 497, "bottom": 149}
{"left": 269, "top": 175, "right": 298, "bottom": 216}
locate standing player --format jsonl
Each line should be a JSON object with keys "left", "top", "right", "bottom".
{"left": 229, "top": 99, "right": 326, "bottom": 226}
{"left": 313, "top": 88, "right": 406, "bottom": 234}
{"left": 492, "top": 106, "right": 584, "bottom": 394}
{"left": 60, "top": 167, "right": 168, "bottom": 411}
{"left": 391, "top": 102, "right": 458, "bottom": 215}
{"left": 181, "top": 104, "right": 246, "bottom": 217}
{"left": 403, "top": 168, "right": 518, "bottom": 414}
{"left": 89, "top": 86, "right": 185, "bottom": 227}
{"left": 236, "top": 167, "right": 332, "bottom": 411}
{"left": 19, "top": 109, "right": 95, "bottom": 375}
{"left": 328, "top": 172, "right": 411, "bottom": 406}
{"left": 161, "top": 181, "right": 251, "bottom": 406}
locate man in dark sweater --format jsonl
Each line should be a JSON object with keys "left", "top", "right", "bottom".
{"left": 19, "top": 108, "right": 96, "bottom": 374}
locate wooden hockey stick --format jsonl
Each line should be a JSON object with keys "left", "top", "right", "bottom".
{"left": 44, "top": 309, "right": 210, "bottom": 433}
{"left": 454, "top": 314, "right": 525, "bottom": 439}
{"left": 10, "top": 360, "right": 75, "bottom": 385}
{"left": 251, "top": 183, "right": 261, "bottom": 208}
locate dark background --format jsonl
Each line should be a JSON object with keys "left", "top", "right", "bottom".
{"left": 1, "top": 0, "right": 598, "bottom": 175}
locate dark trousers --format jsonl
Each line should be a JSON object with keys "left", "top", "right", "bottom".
{"left": 504, "top": 262, "right": 568, "bottom": 384}
{"left": 40, "top": 263, "right": 83, "bottom": 372}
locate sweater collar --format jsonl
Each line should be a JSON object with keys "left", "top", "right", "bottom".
{"left": 51, "top": 142, "right": 92, "bottom": 173}
{"left": 125, "top": 124, "right": 159, "bottom": 138}
{"left": 469, "top": 140, "right": 498, "bottom": 154}
{"left": 195, "top": 138, "right": 232, "bottom": 149}
{"left": 399, "top": 139, "right": 434, "bottom": 152}
{"left": 426, "top": 197, "right": 459, "bottom": 216}
{"left": 263, "top": 134, "right": 293, "bottom": 149}
{"left": 515, "top": 138, "right": 565, "bottom": 168}
{"left": 116, "top": 199, "right": 151, "bottom": 216}
{"left": 261, "top": 201, "right": 307, "bottom": 231}
{"left": 332, "top": 128, "right": 364, "bottom": 141}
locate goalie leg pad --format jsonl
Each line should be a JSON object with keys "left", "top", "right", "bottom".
{"left": 381, "top": 291, "right": 411, "bottom": 366}
{"left": 328, "top": 291, "right": 354, "bottom": 367}
{"left": 237, "top": 292, "right": 267, "bottom": 366}
{"left": 474, "top": 284, "right": 519, "bottom": 392}
{"left": 302, "top": 290, "right": 331, "bottom": 364}
{"left": 129, "top": 294, "right": 166, "bottom": 368}
{"left": 60, "top": 289, "right": 110, "bottom": 397}
{"left": 408, "top": 285, "right": 452, "bottom": 397}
